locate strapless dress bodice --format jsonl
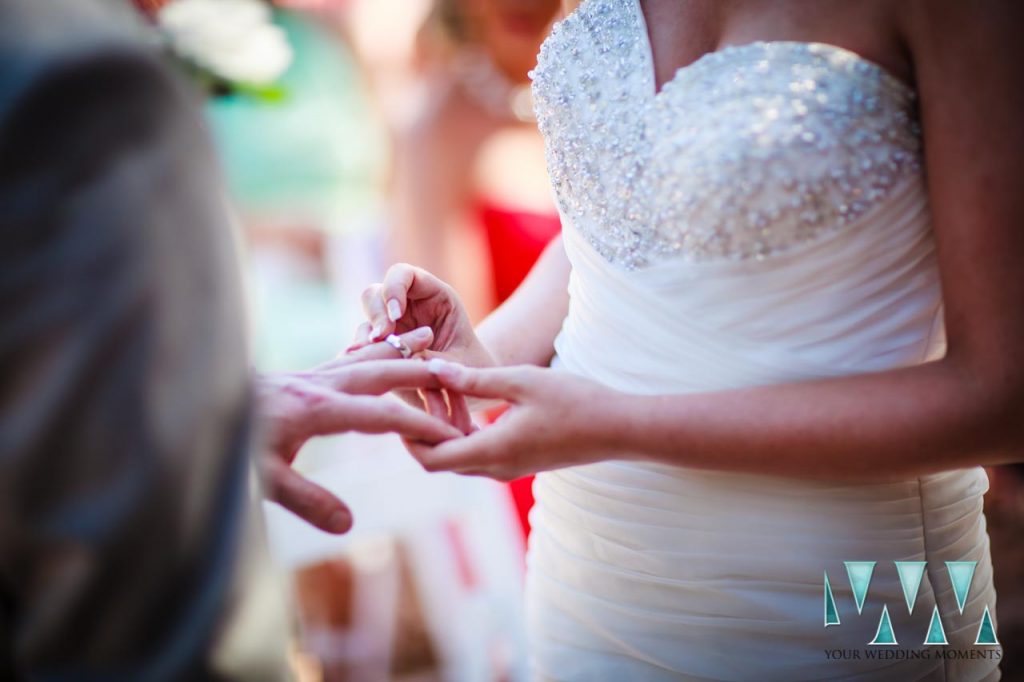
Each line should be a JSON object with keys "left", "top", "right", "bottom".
{"left": 531, "top": 0, "right": 921, "bottom": 270}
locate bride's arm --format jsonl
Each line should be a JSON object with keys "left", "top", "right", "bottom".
{"left": 650, "top": 0, "right": 1024, "bottom": 478}
{"left": 402, "top": 0, "right": 1024, "bottom": 481}
{"left": 476, "top": 236, "right": 571, "bottom": 367}
{"left": 618, "top": 0, "right": 1024, "bottom": 482}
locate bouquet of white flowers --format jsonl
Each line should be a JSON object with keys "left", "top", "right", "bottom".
{"left": 137, "top": 0, "right": 294, "bottom": 99}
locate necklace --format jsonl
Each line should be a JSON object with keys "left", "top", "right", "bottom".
{"left": 451, "top": 48, "right": 535, "bottom": 123}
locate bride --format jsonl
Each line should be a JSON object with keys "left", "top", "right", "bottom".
{"left": 353, "top": 0, "right": 1023, "bottom": 679}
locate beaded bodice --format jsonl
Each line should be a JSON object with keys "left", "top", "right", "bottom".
{"left": 530, "top": 0, "right": 922, "bottom": 270}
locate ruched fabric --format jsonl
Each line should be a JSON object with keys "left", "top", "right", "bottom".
{"left": 526, "top": 180, "right": 1000, "bottom": 681}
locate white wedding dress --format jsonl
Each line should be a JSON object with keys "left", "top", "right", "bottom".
{"left": 524, "top": 1, "right": 1000, "bottom": 680}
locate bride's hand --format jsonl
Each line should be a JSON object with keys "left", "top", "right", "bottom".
{"left": 403, "top": 360, "right": 622, "bottom": 481}
{"left": 353, "top": 263, "right": 494, "bottom": 369}
{"left": 352, "top": 264, "right": 496, "bottom": 420}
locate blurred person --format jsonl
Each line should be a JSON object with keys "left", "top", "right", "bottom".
{"left": 357, "top": 0, "right": 1024, "bottom": 679}
{"left": 389, "top": 0, "right": 561, "bottom": 537}
{"left": 152, "top": 0, "right": 391, "bottom": 372}
{"left": 0, "top": 0, "right": 461, "bottom": 679}
{"left": 390, "top": 0, "right": 562, "bottom": 321}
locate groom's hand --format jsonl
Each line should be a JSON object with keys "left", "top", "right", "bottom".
{"left": 257, "top": 328, "right": 462, "bottom": 533}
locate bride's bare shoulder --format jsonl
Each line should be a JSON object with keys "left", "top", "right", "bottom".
{"left": 896, "top": 0, "right": 1023, "bottom": 101}
{"left": 895, "top": 0, "right": 1024, "bottom": 399}
{"left": 898, "top": 0, "right": 1023, "bottom": 54}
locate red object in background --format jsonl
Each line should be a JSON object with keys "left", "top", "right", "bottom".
{"left": 507, "top": 475, "right": 536, "bottom": 538}
{"left": 273, "top": 0, "right": 352, "bottom": 8}
{"left": 477, "top": 200, "right": 562, "bottom": 305}
{"left": 476, "top": 199, "right": 561, "bottom": 540}
{"left": 130, "top": 0, "right": 168, "bottom": 17}
{"left": 443, "top": 517, "right": 478, "bottom": 591}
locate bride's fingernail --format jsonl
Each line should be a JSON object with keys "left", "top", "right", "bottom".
{"left": 387, "top": 299, "right": 402, "bottom": 321}
{"left": 427, "top": 358, "right": 448, "bottom": 374}
{"left": 370, "top": 323, "right": 383, "bottom": 340}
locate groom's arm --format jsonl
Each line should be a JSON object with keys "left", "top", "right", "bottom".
{"left": 0, "top": 39, "right": 288, "bottom": 682}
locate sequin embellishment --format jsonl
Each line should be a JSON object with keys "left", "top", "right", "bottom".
{"left": 530, "top": 0, "right": 921, "bottom": 269}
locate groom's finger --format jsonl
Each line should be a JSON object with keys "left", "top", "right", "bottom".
{"left": 347, "top": 326, "right": 434, "bottom": 363}
{"left": 311, "top": 393, "right": 462, "bottom": 443}
{"left": 329, "top": 359, "right": 440, "bottom": 395}
{"left": 319, "top": 329, "right": 434, "bottom": 377}
{"left": 264, "top": 458, "right": 353, "bottom": 534}
{"left": 427, "top": 360, "right": 527, "bottom": 401}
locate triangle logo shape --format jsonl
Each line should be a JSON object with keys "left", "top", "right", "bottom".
{"left": 924, "top": 605, "right": 948, "bottom": 645}
{"left": 824, "top": 571, "right": 841, "bottom": 627}
{"left": 946, "top": 561, "right": 977, "bottom": 615}
{"left": 974, "top": 605, "right": 1000, "bottom": 646}
{"left": 895, "top": 561, "right": 927, "bottom": 614}
{"left": 845, "top": 561, "right": 876, "bottom": 615}
{"left": 869, "top": 604, "right": 898, "bottom": 646}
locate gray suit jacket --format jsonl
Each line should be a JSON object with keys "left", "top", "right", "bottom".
{"left": 0, "top": 1, "right": 288, "bottom": 679}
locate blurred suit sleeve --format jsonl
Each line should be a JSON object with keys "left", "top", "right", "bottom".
{"left": 0, "top": 10, "right": 290, "bottom": 682}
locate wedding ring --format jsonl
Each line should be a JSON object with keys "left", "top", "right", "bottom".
{"left": 384, "top": 333, "right": 413, "bottom": 359}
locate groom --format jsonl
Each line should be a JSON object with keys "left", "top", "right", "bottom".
{"left": 0, "top": 0, "right": 459, "bottom": 680}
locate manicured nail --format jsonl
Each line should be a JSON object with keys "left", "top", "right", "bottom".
{"left": 427, "top": 358, "right": 447, "bottom": 374}
{"left": 370, "top": 323, "right": 383, "bottom": 340}
{"left": 387, "top": 299, "right": 402, "bottom": 321}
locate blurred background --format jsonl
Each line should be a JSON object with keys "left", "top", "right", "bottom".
{"left": 137, "top": 1, "right": 1024, "bottom": 680}
{"left": 147, "top": 0, "right": 559, "bottom": 680}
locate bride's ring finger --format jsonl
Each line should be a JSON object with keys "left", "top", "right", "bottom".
{"left": 343, "top": 327, "right": 434, "bottom": 363}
